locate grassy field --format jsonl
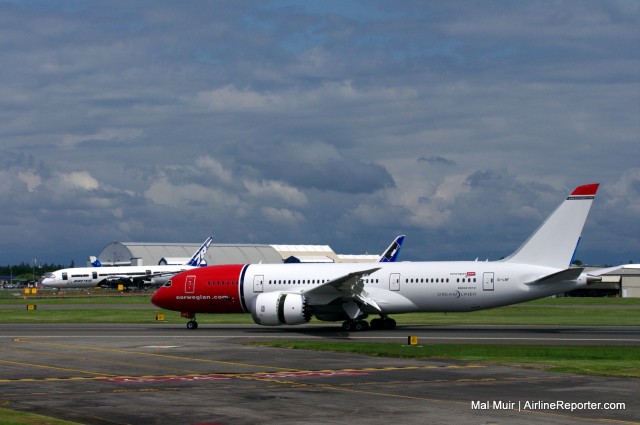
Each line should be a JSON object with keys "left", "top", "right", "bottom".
{"left": 0, "top": 290, "right": 639, "bottom": 326}
{"left": 0, "top": 290, "right": 152, "bottom": 304}
{"left": 1, "top": 293, "right": 639, "bottom": 325}
{"left": 0, "top": 404, "right": 82, "bottom": 425}
{"left": 253, "top": 341, "right": 640, "bottom": 378}
{"left": 526, "top": 297, "right": 640, "bottom": 306}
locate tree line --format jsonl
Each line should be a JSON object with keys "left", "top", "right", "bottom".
{"left": 0, "top": 262, "right": 71, "bottom": 280}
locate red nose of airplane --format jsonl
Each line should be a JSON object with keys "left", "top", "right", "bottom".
{"left": 151, "top": 287, "right": 168, "bottom": 309}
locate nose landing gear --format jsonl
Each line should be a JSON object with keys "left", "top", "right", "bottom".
{"left": 182, "top": 312, "right": 198, "bottom": 329}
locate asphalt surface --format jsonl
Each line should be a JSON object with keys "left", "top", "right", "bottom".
{"left": 0, "top": 323, "right": 638, "bottom": 424}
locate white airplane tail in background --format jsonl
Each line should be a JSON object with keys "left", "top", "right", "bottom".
{"left": 502, "top": 183, "right": 599, "bottom": 269}
{"left": 378, "top": 235, "right": 405, "bottom": 262}
{"left": 187, "top": 236, "right": 213, "bottom": 267}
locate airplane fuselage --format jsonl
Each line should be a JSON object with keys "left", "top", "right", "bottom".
{"left": 152, "top": 261, "right": 587, "bottom": 317}
{"left": 41, "top": 265, "right": 194, "bottom": 289}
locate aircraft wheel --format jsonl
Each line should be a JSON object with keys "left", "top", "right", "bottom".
{"left": 355, "top": 320, "right": 370, "bottom": 331}
{"left": 383, "top": 318, "right": 396, "bottom": 330}
{"left": 187, "top": 320, "right": 198, "bottom": 330}
{"left": 370, "top": 318, "right": 382, "bottom": 330}
{"left": 341, "top": 321, "right": 354, "bottom": 332}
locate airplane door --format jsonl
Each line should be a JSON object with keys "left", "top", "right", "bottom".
{"left": 253, "top": 275, "right": 264, "bottom": 293}
{"left": 389, "top": 273, "right": 400, "bottom": 291}
{"left": 185, "top": 275, "right": 196, "bottom": 294}
{"left": 483, "top": 272, "right": 494, "bottom": 291}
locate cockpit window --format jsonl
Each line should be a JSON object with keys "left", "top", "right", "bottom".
{"left": 44, "top": 272, "right": 55, "bottom": 279}
{"left": 163, "top": 281, "right": 172, "bottom": 287}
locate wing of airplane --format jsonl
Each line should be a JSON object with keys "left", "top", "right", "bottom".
{"left": 103, "top": 270, "right": 186, "bottom": 289}
{"left": 104, "top": 272, "right": 169, "bottom": 282}
{"left": 302, "top": 267, "right": 382, "bottom": 318}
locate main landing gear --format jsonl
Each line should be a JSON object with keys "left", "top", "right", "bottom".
{"left": 341, "top": 315, "right": 396, "bottom": 332}
{"left": 186, "top": 320, "right": 198, "bottom": 329}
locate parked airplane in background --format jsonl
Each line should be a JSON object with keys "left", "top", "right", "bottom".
{"left": 41, "top": 237, "right": 213, "bottom": 290}
{"left": 152, "top": 184, "right": 614, "bottom": 331}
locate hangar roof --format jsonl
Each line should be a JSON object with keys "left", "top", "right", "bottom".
{"left": 97, "top": 242, "right": 283, "bottom": 266}
{"left": 271, "top": 244, "right": 339, "bottom": 262}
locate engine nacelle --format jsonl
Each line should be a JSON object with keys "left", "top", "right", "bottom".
{"left": 251, "top": 292, "right": 311, "bottom": 326}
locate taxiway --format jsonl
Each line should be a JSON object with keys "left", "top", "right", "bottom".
{"left": 0, "top": 323, "right": 638, "bottom": 424}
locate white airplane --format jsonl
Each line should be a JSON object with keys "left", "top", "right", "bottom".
{"left": 152, "top": 184, "right": 611, "bottom": 330}
{"left": 41, "top": 237, "right": 213, "bottom": 290}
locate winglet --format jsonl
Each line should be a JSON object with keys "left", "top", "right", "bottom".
{"left": 379, "top": 235, "right": 405, "bottom": 262}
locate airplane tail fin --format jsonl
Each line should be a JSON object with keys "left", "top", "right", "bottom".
{"left": 90, "top": 256, "right": 102, "bottom": 267}
{"left": 378, "top": 235, "right": 405, "bottom": 262}
{"left": 186, "top": 236, "right": 213, "bottom": 267}
{"left": 502, "top": 184, "right": 599, "bottom": 269}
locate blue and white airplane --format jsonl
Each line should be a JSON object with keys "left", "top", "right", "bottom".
{"left": 41, "top": 237, "right": 213, "bottom": 290}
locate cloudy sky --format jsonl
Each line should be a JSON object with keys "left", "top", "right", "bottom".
{"left": 1, "top": 0, "right": 638, "bottom": 267}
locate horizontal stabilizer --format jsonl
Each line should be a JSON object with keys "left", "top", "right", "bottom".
{"left": 586, "top": 265, "right": 626, "bottom": 277}
{"left": 526, "top": 267, "right": 583, "bottom": 285}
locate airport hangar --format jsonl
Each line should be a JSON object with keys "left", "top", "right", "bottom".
{"left": 92, "top": 241, "right": 639, "bottom": 297}
{"left": 93, "top": 241, "right": 380, "bottom": 267}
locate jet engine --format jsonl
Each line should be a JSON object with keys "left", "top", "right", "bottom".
{"left": 251, "top": 292, "right": 311, "bottom": 326}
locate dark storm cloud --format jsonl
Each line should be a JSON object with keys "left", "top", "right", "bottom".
{"left": 250, "top": 157, "right": 395, "bottom": 194}
{"left": 0, "top": 1, "right": 638, "bottom": 266}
